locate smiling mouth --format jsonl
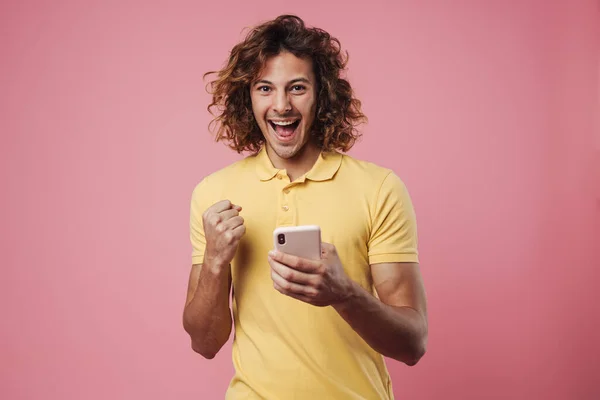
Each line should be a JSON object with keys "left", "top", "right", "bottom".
{"left": 269, "top": 119, "right": 301, "bottom": 139}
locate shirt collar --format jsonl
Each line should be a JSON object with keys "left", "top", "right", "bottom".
{"left": 254, "top": 145, "right": 280, "bottom": 181}
{"left": 254, "top": 145, "right": 342, "bottom": 182}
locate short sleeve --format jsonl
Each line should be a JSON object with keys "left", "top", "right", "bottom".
{"left": 367, "top": 172, "right": 419, "bottom": 265}
{"left": 190, "top": 179, "right": 209, "bottom": 265}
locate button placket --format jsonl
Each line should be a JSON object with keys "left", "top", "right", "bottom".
{"left": 276, "top": 181, "right": 295, "bottom": 226}
{"left": 281, "top": 184, "right": 290, "bottom": 211}
{"left": 275, "top": 170, "right": 294, "bottom": 226}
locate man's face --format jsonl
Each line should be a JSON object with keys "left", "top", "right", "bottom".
{"left": 250, "top": 51, "right": 317, "bottom": 161}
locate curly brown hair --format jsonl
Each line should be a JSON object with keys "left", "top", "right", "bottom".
{"left": 204, "top": 15, "right": 367, "bottom": 154}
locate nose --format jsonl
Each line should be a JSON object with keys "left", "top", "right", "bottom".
{"left": 272, "top": 90, "right": 292, "bottom": 114}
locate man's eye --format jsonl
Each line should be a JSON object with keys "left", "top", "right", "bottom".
{"left": 257, "top": 86, "right": 271, "bottom": 92}
{"left": 291, "top": 85, "right": 306, "bottom": 92}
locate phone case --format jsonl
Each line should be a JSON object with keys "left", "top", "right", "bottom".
{"left": 273, "top": 225, "right": 322, "bottom": 260}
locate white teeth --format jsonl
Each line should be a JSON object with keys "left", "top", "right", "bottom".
{"left": 270, "top": 120, "right": 297, "bottom": 126}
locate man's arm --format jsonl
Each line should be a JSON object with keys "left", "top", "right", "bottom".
{"left": 332, "top": 262, "right": 427, "bottom": 366}
{"left": 182, "top": 261, "right": 233, "bottom": 359}
{"left": 268, "top": 245, "right": 427, "bottom": 366}
{"left": 183, "top": 199, "right": 245, "bottom": 359}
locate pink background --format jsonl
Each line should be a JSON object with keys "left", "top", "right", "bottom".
{"left": 2, "top": 1, "right": 599, "bottom": 399}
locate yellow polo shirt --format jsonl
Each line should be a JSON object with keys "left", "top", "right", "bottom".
{"left": 189, "top": 146, "right": 419, "bottom": 399}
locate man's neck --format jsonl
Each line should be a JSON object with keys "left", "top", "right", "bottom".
{"left": 266, "top": 142, "right": 321, "bottom": 182}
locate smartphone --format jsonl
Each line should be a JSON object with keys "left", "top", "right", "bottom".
{"left": 273, "top": 225, "right": 322, "bottom": 261}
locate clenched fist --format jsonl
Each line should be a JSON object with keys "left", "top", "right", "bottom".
{"left": 202, "top": 200, "right": 246, "bottom": 269}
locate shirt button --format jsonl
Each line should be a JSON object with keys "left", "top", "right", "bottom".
{"left": 277, "top": 174, "right": 284, "bottom": 180}
{"left": 282, "top": 205, "right": 289, "bottom": 211}
{"left": 284, "top": 189, "right": 290, "bottom": 194}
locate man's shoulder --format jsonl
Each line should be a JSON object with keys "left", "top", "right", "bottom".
{"left": 339, "top": 152, "right": 396, "bottom": 181}
{"left": 192, "top": 153, "right": 256, "bottom": 192}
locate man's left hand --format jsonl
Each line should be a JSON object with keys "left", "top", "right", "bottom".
{"left": 267, "top": 242, "right": 354, "bottom": 307}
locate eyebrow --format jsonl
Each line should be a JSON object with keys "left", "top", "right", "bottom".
{"left": 254, "top": 78, "right": 311, "bottom": 86}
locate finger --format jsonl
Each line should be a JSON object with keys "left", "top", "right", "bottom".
{"left": 207, "top": 200, "right": 234, "bottom": 214}
{"left": 273, "top": 280, "right": 318, "bottom": 305}
{"left": 229, "top": 223, "right": 246, "bottom": 241}
{"left": 221, "top": 215, "right": 244, "bottom": 231}
{"left": 217, "top": 223, "right": 245, "bottom": 246}
{"left": 218, "top": 208, "right": 240, "bottom": 221}
{"left": 271, "top": 270, "right": 317, "bottom": 297}
{"left": 269, "top": 257, "right": 314, "bottom": 285}
{"left": 269, "top": 250, "right": 321, "bottom": 273}
{"left": 320, "top": 242, "right": 335, "bottom": 255}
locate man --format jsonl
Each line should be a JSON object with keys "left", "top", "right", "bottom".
{"left": 183, "top": 14, "right": 428, "bottom": 399}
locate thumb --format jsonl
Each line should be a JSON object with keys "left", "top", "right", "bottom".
{"left": 321, "top": 242, "right": 334, "bottom": 255}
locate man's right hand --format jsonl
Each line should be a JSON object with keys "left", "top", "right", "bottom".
{"left": 202, "top": 200, "right": 246, "bottom": 270}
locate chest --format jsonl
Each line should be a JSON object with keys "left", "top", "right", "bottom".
{"left": 227, "top": 179, "right": 374, "bottom": 289}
